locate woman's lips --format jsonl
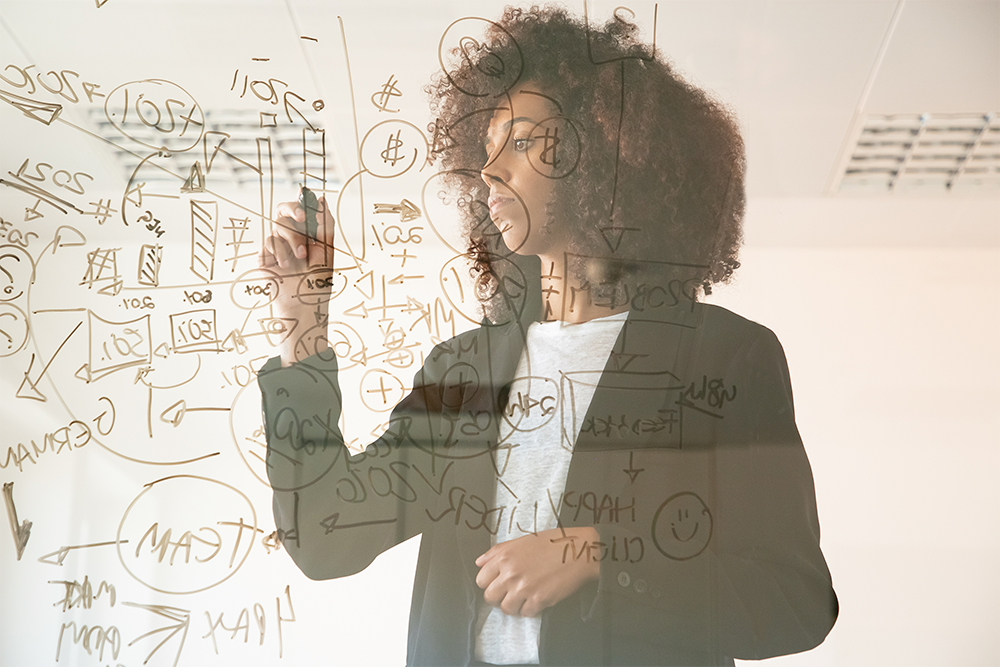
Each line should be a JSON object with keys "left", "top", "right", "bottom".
{"left": 488, "top": 193, "right": 514, "bottom": 218}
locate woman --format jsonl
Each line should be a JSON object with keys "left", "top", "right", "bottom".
{"left": 258, "top": 6, "right": 837, "bottom": 666}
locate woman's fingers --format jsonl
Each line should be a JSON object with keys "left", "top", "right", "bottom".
{"left": 475, "top": 546, "right": 497, "bottom": 568}
{"left": 259, "top": 195, "right": 335, "bottom": 272}
{"left": 475, "top": 556, "right": 499, "bottom": 590}
{"left": 482, "top": 577, "right": 526, "bottom": 617}
{"left": 499, "top": 591, "right": 526, "bottom": 617}
{"left": 275, "top": 198, "right": 306, "bottom": 223}
{"left": 271, "top": 199, "right": 310, "bottom": 260}
{"left": 262, "top": 230, "right": 297, "bottom": 269}
{"left": 476, "top": 552, "right": 527, "bottom": 617}
{"left": 302, "top": 195, "right": 335, "bottom": 268}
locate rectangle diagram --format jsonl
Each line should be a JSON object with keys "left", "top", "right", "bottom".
{"left": 300, "top": 127, "right": 327, "bottom": 189}
{"left": 87, "top": 311, "right": 152, "bottom": 381}
{"left": 190, "top": 199, "right": 218, "bottom": 282}
{"left": 570, "top": 371, "right": 686, "bottom": 452}
{"left": 169, "top": 308, "right": 221, "bottom": 354}
{"left": 137, "top": 244, "right": 162, "bottom": 287}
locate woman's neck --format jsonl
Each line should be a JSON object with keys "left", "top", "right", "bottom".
{"left": 536, "top": 255, "right": 631, "bottom": 324}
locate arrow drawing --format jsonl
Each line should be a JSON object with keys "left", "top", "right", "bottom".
{"left": 179, "top": 161, "right": 205, "bottom": 193}
{"left": 320, "top": 512, "right": 397, "bottom": 534}
{"left": 353, "top": 269, "right": 375, "bottom": 299}
{"left": 4, "top": 159, "right": 85, "bottom": 214}
{"left": 38, "top": 540, "right": 127, "bottom": 566}
{"left": 16, "top": 321, "right": 83, "bottom": 401}
{"left": 3, "top": 482, "right": 32, "bottom": 560}
{"left": 623, "top": 451, "right": 645, "bottom": 484}
{"left": 373, "top": 198, "right": 421, "bottom": 222}
{"left": 599, "top": 226, "right": 639, "bottom": 253}
{"left": 74, "top": 362, "right": 92, "bottom": 383}
{"left": 257, "top": 317, "right": 297, "bottom": 346}
{"left": 608, "top": 351, "right": 645, "bottom": 372}
{"left": 0, "top": 88, "right": 63, "bottom": 125}
{"left": 133, "top": 356, "right": 202, "bottom": 389}
{"left": 158, "top": 400, "right": 230, "bottom": 427}
{"left": 344, "top": 301, "right": 369, "bottom": 318}
{"left": 388, "top": 273, "right": 425, "bottom": 285}
{"left": 1, "top": 172, "right": 84, "bottom": 215}
{"left": 124, "top": 602, "right": 190, "bottom": 667}
{"left": 51, "top": 225, "right": 87, "bottom": 252}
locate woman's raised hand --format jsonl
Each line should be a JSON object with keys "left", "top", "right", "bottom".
{"left": 258, "top": 191, "right": 335, "bottom": 366}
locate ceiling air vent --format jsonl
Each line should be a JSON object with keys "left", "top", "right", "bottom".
{"left": 837, "top": 113, "right": 999, "bottom": 194}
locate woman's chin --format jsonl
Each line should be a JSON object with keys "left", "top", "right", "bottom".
{"left": 501, "top": 231, "right": 534, "bottom": 255}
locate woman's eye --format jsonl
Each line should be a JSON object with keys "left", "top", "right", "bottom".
{"left": 512, "top": 137, "right": 531, "bottom": 151}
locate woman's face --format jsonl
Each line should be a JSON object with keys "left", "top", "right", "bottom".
{"left": 481, "top": 87, "right": 564, "bottom": 257}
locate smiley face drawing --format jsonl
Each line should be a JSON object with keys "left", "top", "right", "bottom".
{"left": 651, "top": 492, "right": 713, "bottom": 560}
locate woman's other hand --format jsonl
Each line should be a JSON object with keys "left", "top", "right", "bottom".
{"left": 475, "top": 527, "right": 600, "bottom": 618}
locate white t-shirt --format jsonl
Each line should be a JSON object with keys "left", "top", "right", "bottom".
{"left": 474, "top": 312, "right": 628, "bottom": 665}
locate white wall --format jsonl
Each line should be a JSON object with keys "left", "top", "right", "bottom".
{"left": 716, "top": 197, "right": 1000, "bottom": 666}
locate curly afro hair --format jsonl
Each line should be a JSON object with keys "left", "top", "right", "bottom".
{"left": 426, "top": 5, "right": 745, "bottom": 323}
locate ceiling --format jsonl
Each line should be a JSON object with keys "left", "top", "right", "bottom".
{"left": 0, "top": 0, "right": 997, "bottom": 203}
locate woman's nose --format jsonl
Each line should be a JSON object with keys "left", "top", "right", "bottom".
{"left": 481, "top": 148, "right": 509, "bottom": 187}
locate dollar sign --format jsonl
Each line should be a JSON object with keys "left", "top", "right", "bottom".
{"left": 536, "top": 126, "right": 561, "bottom": 169}
{"left": 381, "top": 130, "right": 404, "bottom": 167}
{"left": 371, "top": 74, "right": 402, "bottom": 113}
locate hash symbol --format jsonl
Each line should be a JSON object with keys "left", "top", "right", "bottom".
{"left": 85, "top": 199, "right": 118, "bottom": 225}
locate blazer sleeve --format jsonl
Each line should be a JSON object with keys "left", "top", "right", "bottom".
{"left": 258, "top": 343, "right": 481, "bottom": 581}
{"left": 579, "top": 326, "right": 837, "bottom": 661}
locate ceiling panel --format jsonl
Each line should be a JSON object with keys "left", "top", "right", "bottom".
{"left": 865, "top": 0, "right": 1000, "bottom": 114}
{"left": 1, "top": 0, "right": 997, "bottom": 200}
